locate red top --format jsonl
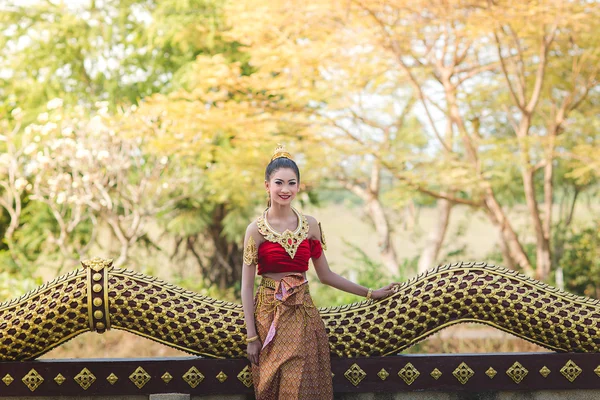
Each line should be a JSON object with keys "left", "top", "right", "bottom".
{"left": 257, "top": 239, "right": 323, "bottom": 275}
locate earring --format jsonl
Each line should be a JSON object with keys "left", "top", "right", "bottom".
{"left": 266, "top": 191, "right": 271, "bottom": 208}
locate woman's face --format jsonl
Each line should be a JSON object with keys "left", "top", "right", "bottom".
{"left": 265, "top": 168, "right": 299, "bottom": 207}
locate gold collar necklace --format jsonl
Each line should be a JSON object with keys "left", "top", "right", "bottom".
{"left": 257, "top": 207, "right": 309, "bottom": 259}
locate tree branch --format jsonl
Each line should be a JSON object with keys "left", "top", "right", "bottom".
{"left": 525, "top": 24, "right": 557, "bottom": 114}
{"left": 494, "top": 31, "right": 525, "bottom": 109}
{"left": 352, "top": 0, "right": 452, "bottom": 153}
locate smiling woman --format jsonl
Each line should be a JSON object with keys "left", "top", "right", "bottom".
{"left": 264, "top": 149, "right": 300, "bottom": 208}
{"left": 239, "top": 144, "right": 398, "bottom": 400}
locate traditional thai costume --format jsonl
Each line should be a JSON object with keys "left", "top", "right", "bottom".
{"left": 250, "top": 207, "right": 333, "bottom": 400}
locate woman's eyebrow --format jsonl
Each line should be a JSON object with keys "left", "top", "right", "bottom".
{"left": 275, "top": 179, "right": 296, "bottom": 182}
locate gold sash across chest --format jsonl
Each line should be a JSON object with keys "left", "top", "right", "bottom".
{"left": 257, "top": 207, "right": 309, "bottom": 259}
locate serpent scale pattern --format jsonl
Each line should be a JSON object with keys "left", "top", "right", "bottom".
{"left": 1, "top": 260, "right": 599, "bottom": 361}
{"left": 0, "top": 269, "right": 90, "bottom": 360}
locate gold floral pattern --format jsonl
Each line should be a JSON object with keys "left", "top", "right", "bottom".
{"left": 161, "top": 372, "right": 173, "bottom": 383}
{"left": 243, "top": 236, "right": 258, "bottom": 266}
{"left": 560, "top": 360, "right": 582, "bottom": 382}
{"left": 318, "top": 222, "right": 327, "bottom": 250}
{"left": 430, "top": 368, "right": 442, "bottom": 380}
{"left": 54, "top": 374, "right": 66, "bottom": 385}
{"left": 256, "top": 207, "right": 309, "bottom": 259}
{"left": 453, "top": 362, "right": 474, "bottom": 385}
{"left": 398, "top": 363, "right": 420, "bottom": 385}
{"left": 129, "top": 367, "right": 151, "bottom": 389}
{"left": 378, "top": 368, "right": 389, "bottom": 381}
{"left": 22, "top": 369, "right": 44, "bottom": 392}
{"left": 106, "top": 373, "right": 118, "bottom": 385}
{"left": 2, "top": 374, "right": 13, "bottom": 386}
{"left": 344, "top": 364, "right": 367, "bottom": 386}
{"left": 506, "top": 362, "right": 528, "bottom": 384}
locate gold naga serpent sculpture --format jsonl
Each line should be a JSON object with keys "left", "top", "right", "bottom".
{"left": 1, "top": 257, "right": 599, "bottom": 361}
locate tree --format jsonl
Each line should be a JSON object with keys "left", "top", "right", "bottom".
{"left": 223, "top": 0, "right": 430, "bottom": 276}
{"left": 1, "top": 102, "right": 191, "bottom": 272}
{"left": 341, "top": 0, "right": 600, "bottom": 280}
{"left": 0, "top": 0, "right": 238, "bottom": 284}
{"left": 130, "top": 51, "right": 332, "bottom": 288}
{"left": 0, "top": 0, "right": 225, "bottom": 113}
{"left": 0, "top": 108, "right": 30, "bottom": 270}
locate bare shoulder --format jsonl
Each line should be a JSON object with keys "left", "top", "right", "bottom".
{"left": 303, "top": 214, "right": 320, "bottom": 240}
{"left": 304, "top": 214, "right": 319, "bottom": 226}
{"left": 244, "top": 219, "right": 264, "bottom": 244}
{"left": 246, "top": 220, "right": 259, "bottom": 235}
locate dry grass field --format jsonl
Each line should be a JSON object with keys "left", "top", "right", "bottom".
{"left": 41, "top": 202, "right": 597, "bottom": 359}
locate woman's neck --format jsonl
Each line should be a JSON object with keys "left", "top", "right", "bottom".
{"left": 267, "top": 203, "right": 295, "bottom": 220}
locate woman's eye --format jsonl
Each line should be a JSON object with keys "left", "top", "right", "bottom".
{"left": 290, "top": 182, "right": 296, "bottom": 186}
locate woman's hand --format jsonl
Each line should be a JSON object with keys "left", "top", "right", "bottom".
{"left": 247, "top": 340, "right": 262, "bottom": 365}
{"left": 371, "top": 282, "right": 400, "bottom": 300}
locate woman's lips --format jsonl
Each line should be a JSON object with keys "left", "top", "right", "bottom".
{"left": 279, "top": 195, "right": 291, "bottom": 199}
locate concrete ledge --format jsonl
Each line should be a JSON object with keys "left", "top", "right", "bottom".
{"left": 3, "top": 391, "right": 600, "bottom": 400}
{"left": 191, "top": 396, "right": 252, "bottom": 400}
{"left": 332, "top": 391, "right": 600, "bottom": 400}
{"left": 0, "top": 397, "right": 146, "bottom": 400}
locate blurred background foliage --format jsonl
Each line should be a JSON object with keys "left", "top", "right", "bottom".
{"left": 0, "top": 0, "right": 599, "bottom": 338}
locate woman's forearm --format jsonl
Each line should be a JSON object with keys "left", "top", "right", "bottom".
{"left": 321, "top": 271, "right": 369, "bottom": 297}
{"left": 241, "top": 268, "right": 258, "bottom": 338}
{"left": 241, "top": 285, "right": 258, "bottom": 337}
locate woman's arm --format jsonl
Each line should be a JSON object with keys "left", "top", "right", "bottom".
{"left": 313, "top": 251, "right": 372, "bottom": 296}
{"left": 241, "top": 261, "right": 258, "bottom": 338}
{"left": 241, "top": 223, "right": 261, "bottom": 364}
{"left": 314, "top": 250, "right": 397, "bottom": 299}
{"left": 308, "top": 216, "right": 397, "bottom": 300}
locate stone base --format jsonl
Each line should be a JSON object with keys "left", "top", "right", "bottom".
{"left": 3, "top": 391, "right": 600, "bottom": 400}
{"left": 332, "top": 391, "right": 600, "bottom": 400}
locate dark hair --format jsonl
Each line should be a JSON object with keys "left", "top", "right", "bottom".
{"left": 265, "top": 157, "right": 300, "bottom": 182}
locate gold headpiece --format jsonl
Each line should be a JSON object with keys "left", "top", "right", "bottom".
{"left": 270, "top": 144, "right": 293, "bottom": 162}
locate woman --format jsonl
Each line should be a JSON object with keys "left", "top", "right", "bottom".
{"left": 241, "top": 145, "right": 397, "bottom": 400}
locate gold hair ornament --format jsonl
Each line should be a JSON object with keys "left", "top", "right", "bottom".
{"left": 270, "top": 144, "right": 293, "bottom": 162}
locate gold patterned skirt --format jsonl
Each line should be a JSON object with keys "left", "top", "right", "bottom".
{"left": 252, "top": 273, "right": 333, "bottom": 400}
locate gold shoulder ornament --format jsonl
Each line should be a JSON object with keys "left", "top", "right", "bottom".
{"left": 257, "top": 207, "right": 309, "bottom": 259}
{"left": 243, "top": 236, "right": 258, "bottom": 266}
{"left": 318, "top": 222, "right": 327, "bottom": 251}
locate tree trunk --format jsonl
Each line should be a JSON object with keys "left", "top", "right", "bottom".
{"left": 497, "top": 227, "right": 517, "bottom": 270}
{"left": 402, "top": 200, "right": 417, "bottom": 230}
{"left": 107, "top": 217, "right": 130, "bottom": 267}
{"left": 207, "top": 204, "right": 243, "bottom": 290}
{"left": 341, "top": 159, "right": 400, "bottom": 277}
{"left": 542, "top": 133, "right": 556, "bottom": 274}
{"left": 521, "top": 167, "right": 552, "bottom": 280}
{"left": 542, "top": 138, "right": 555, "bottom": 241}
{"left": 115, "top": 244, "right": 129, "bottom": 268}
{"left": 552, "top": 186, "right": 579, "bottom": 289}
{"left": 418, "top": 197, "right": 452, "bottom": 273}
{"left": 365, "top": 196, "right": 399, "bottom": 276}
{"left": 482, "top": 187, "right": 534, "bottom": 275}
